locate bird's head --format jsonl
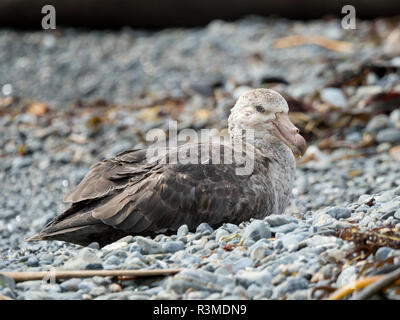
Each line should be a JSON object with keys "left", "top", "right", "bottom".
{"left": 228, "top": 88, "right": 307, "bottom": 158}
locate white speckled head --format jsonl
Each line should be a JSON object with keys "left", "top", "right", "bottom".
{"left": 228, "top": 88, "right": 307, "bottom": 157}
{"left": 235, "top": 88, "right": 289, "bottom": 113}
{"left": 228, "top": 89, "right": 288, "bottom": 133}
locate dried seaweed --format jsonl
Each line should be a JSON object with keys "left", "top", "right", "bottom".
{"left": 336, "top": 226, "right": 400, "bottom": 261}
{"left": 351, "top": 266, "right": 400, "bottom": 300}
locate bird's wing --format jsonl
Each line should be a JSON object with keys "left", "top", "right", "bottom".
{"left": 63, "top": 149, "right": 151, "bottom": 203}
{"left": 35, "top": 143, "right": 270, "bottom": 243}
{"left": 91, "top": 160, "right": 256, "bottom": 234}
{"left": 88, "top": 142, "right": 264, "bottom": 233}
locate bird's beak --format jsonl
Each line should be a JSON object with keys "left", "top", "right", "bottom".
{"left": 272, "top": 113, "right": 307, "bottom": 158}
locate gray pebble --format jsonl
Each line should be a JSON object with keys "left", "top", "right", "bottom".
{"left": 136, "top": 236, "right": 163, "bottom": 255}
{"left": 246, "top": 284, "right": 262, "bottom": 299}
{"left": 376, "top": 128, "right": 400, "bottom": 143}
{"left": 60, "top": 278, "right": 81, "bottom": 292}
{"left": 271, "top": 222, "right": 299, "bottom": 234}
{"left": 375, "top": 247, "right": 393, "bottom": 261}
{"left": 104, "top": 255, "right": 121, "bottom": 266}
{"left": 265, "top": 215, "right": 296, "bottom": 227}
{"left": 177, "top": 225, "right": 189, "bottom": 237}
{"left": 366, "top": 114, "right": 389, "bottom": 133}
{"left": 62, "top": 248, "right": 102, "bottom": 270}
{"left": 394, "top": 209, "right": 400, "bottom": 220}
{"left": 0, "top": 274, "right": 15, "bottom": 292}
{"left": 326, "top": 207, "right": 351, "bottom": 219}
{"left": 222, "top": 223, "right": 240, "bottom": 233}
{"left": 89, "top": 286, "right": 107, "bottom": 297}
{"left": 166, "top": 269, "right": 234, "bottom": 294}
{"left": 279, "top": 232, "right": 309, "bottom": 251}
{"left": 78, "top": 279, "right": 97, "bottom": 292}
{"left": 85, "top": 263, "right": 103, "bottom": 270}
{"left": 254, "top": 287, "right": 273, "bottom": 299}
{"left": 236, "top": 269, "right": 272, "bottom": 288}
{"left": 215, "top": 228, "right": 229, "bottom": 242}
{"left": 39, "top": 253, "right": 54, "bottom": 265}
{"left": 196, "top": 223, "right": 213, "bottom": 235}
{"left": 223, "top": 257, "right": 253, "bottom": 273}
{"left": 87, "top": 242, "right": 100, "bottom": 250}
{"left": 243, "top": 220, "right": 271, "bottom": 243}
{"left": 272, "top": 276, "right": 309, "bottom": 298}
{"left": 336, "top": 266, "right": 357, "bottom": 288}
{"left": 250, "top": 245, "right": 271, "bottom": 261}
{"left": 376, "top": 190, "right": 395, "bottom": 203}
{"left": 161, "top": 241, "right": 185, "bottom": 253}
{"left": 320, "top": 88, "right": 347, "bottom": 108}
{"left": 390, "top": 109, "right": 400, "bottom": 124}
{"left": 26, "top": 256, "right": 39, "bottom": 267}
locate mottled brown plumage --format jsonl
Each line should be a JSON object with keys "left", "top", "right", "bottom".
{"left": 26, "top": 89, "right": 306, "bottom": 247}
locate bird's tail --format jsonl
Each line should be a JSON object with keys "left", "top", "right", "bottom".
{"left": 25, "top": 233, "right": 43, "bottom": 242}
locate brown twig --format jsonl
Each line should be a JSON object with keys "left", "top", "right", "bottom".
{"left": 274, "top": 35, "right": 354, "bottom": 53}
{"left": 1, "top": 268, "right": 183, "bottom": 283}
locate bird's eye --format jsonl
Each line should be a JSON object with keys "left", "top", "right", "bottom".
{"left": 255, "top": 105, "right": 265, "bottom": 113}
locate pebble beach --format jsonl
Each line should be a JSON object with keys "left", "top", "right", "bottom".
{"left": 1, "top": 16, "right": 400, "bottom": 300}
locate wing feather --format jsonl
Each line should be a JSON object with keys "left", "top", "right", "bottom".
{"left": 33, "top": 143, "right": 271, "bottom": 246}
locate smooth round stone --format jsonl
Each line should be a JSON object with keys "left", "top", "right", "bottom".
{"left": 271, "top": 223, "right": 299, "bottom": 234}
{"left": 176, "top": 225, "right": 189, "bottom": 237}
{"left": 39, "top": 254, "right": 54, "bottom": 265}
{"left": 375, "top": 191, "right": 395, "bottom": 203}
{"left": 111, "top": 250, "right": 128, "bottom": 259}
{"left": 264, "top": 215, "right": 293, "bottom": 227}
{"left": 243, "top": 220, "right": 271, "bottom": 242}
{"left": 390, "top": 109, "right": 400, "bottom": 124}
{"left": 376, "top": 128, "right": 400, "bottom": 143}
{"left": 129, "top": 244, "right": 142, "bottom": 254}
{"left": 249, "top": 245, "right": 270, "bottom": 261}
{"left": 161, "top": 241, "right": 184, "bottom": 253}
{"left": 215, "top": 228, "right": 229, "bottom": 242}
{"left": 26, "top": 257, "right": 39, "bottom": 267}
{"left": 0, "top": 288, "right": 15, "bottom": 299}
{"left": 326, "top": 207, "right": 351, "bottom": 219}
{"left": 87, "top": 242, "right": 100, "bottom": 250}
{"left": 365, "top": 115, "right": 389, "bottom": 134}
{"left": 60, "top": 278, "right": 81, "bottom": 292}
{"left": 85, "top": 263, "right": 103, "bottom": 270}
{"left": 89, "top": 286, "right": 107, "bottom": 297}
{"left": 0, "top": 274, "right": 15, "bottom": 292}
{"left": 236, "top": 269, "right": 272, "bottom": 288}
{"left": 345, "top": 131, "right": 362, "bottom": 142}
{"left": 246, "top": 284, "right": 262, "bottom": 299}
{"left": 375, "top": 247, "right": 393, "bottom": 261}
{"left": 336, "top": 266, "right": 357, "bottom": 288}
{"left": 272, "top": 276, "right": 308, "bottom": 298}
{"left": 104, "top": 256, "right": 121, "bottom": 266}
{"left": 196, "top": 223, "right": 213, "bottom": 235}
{"left": 222, "top": 223, "right": 240, "bottom": 234}
{"left": 78, "top": 279, "right": 97, "bottom": 292}
{"left": 379, "top": 201, "right": 400, "bottom": 215}
{"left": 320, "top": 88, "right": 347, "bottom": 108}
{"left": 63, "top": 248, "right": 102, "bottom": 270}
{"left": 135, "top": 236, "right": 163, "bottom": 255}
